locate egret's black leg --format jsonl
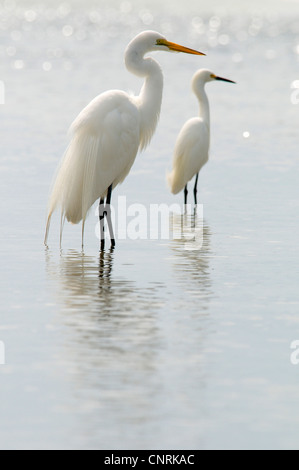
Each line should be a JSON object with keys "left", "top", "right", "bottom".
{"left": 99, "top": 197, "right": 105, "bottom": 251}
{"left": 106, "top": 184, "right": 115, "bottom": 249}
{"left": 184, "top": 185, "right": 188, "bottom": 207}
{"left": 193, "top": 173, "right": 199, "bottom": 205}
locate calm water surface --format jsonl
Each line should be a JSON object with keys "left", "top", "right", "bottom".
{"left": 1, "top": 0, "right": 299, "bottom": 450}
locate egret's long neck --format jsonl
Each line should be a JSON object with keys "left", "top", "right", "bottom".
{"left": 125, "top": 51, "right": 163, "bottom": 151}
{"left": 195, "top": 85, "right": 210, "bottom": 126}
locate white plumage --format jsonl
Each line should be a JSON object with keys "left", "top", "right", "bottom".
{"left": 168, "top": 116, "right": 210, "bottom": 195}
{"left": 44, "top": 31, "right": 204, "bottom": 248}
{"left": 168, "top": 69, "right": 235, "bottom": 205}
{"left": 49, "top": 92, "right": 140, "bottom": 225}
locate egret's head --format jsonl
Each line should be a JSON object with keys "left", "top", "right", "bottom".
{"left": 126, "top": 30, "right": 205, "bottom": 56}
{"left": 192, "top": 68, "right": 236, "bottom": 93}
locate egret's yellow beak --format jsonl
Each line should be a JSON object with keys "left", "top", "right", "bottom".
{"left": 157, "top": 39, "right": 206, "bottom": 56}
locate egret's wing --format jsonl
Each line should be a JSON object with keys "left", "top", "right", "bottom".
{"left": 45, "top": 91, "right": 140, "bottom": 244}
{"left": 167, "top": 118, "right": 209, "bottom": 194}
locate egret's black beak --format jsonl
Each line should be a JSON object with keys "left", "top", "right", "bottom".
{"left": 215, "top": 76, "right": 236, "bottom": 84}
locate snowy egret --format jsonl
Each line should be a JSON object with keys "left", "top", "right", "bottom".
{"left": 44, "top": 30, "right": 205, "bottom": 250}
{"left": 167, "top": 69, "right": 235, "bottom": 205}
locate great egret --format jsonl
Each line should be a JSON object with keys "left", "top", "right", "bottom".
{"left": 44, "top": 30, "right": 205, "bottom": 250}
{"left": 167, "top": 69, "right": 235, "bottom": 205}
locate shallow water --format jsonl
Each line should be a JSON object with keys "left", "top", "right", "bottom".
{"left": 1, "top": 0, "right": 299, "bottom": 450}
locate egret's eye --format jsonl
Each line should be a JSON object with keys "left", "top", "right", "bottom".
{"left": 156, "top": 39, "right": 166, "bottom": 46}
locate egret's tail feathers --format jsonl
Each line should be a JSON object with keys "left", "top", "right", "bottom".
{"left": 166, "top": 170, "right": 174, "bottom": 193}
{"left": 44, "top": 210, "right": 66, "bottom": 248}
{"left": 44, "top": 130, "right": 106, "bottom": 245}
{"left": 81, "top": 219, "right": 86, "bottom": 250}
{"left": 167, "top": 169, "right": 184, "bottom": 195}
{"left": 60, "top": 213, "right": 66, "bottom": 250}
{"left": 44, "top": 211, "right": 53, "bottom": 246}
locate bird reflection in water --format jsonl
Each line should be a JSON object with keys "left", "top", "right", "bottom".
{"left": 45, "top": 248, "right": 164, "bottom": 396}
{"left": 98, "top": 248, "right": 114, "bottom": 289}
{"left": 44, "top": 234, "right": 211, "bottom": 440}
{"left": 48, "top": 248, "right": 161, "bottom": 318}
{"left": 170, "top": 207, "right": 204, "bottom": 251}
{"left": 170, "top": 210, "right": 213, "bottom": 306}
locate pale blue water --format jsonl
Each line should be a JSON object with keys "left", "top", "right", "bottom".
{"left": 1, "top": 0, "right": 299, "bottom": 450}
